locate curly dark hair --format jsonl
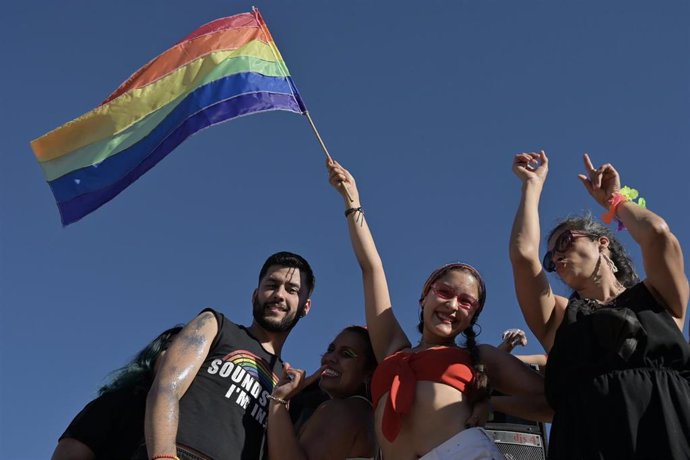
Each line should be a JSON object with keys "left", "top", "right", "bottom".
{"left": 547, "top": 213, "right": 640, "bottom": 290}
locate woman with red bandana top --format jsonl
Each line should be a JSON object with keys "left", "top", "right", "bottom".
{"left": 326, "top": 160, "right": 552, "bottom": 460}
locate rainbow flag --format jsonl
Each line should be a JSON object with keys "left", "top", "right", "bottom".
{"left": 31, "top": 8, "right": 306, "bottom": 225}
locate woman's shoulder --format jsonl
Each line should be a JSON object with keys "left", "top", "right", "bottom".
{"left": 81, "top": 387, "right": 145, "bottom": 415}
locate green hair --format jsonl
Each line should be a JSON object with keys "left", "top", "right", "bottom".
{"left": 98, "top": 325, "right": 183, "bottom": 395}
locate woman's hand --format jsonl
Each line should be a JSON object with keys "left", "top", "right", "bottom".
{"left": 326, "top": 159, "right": 361, "bottom": 207}
{"left": 577, "top": 153, "right": 621, "bottom": 209}
{"left": 271, "top": 363, "right": 326, "bottom": 403}
{"left": 465, "top": 398, "right": 490, "bottom": 428}
{"left": 513, "top": 151, "right": 548, "bottom": 186}
{"left": 498, "top": 329, "right": 528, "bottom": 353}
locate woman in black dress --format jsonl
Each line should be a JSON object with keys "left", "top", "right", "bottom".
{"left": 509, "top": 151, "right": 689, "bottom": 459}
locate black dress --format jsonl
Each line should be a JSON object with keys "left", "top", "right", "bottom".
{"left": 545, "top": 282, "right": 690, "bottom": 459}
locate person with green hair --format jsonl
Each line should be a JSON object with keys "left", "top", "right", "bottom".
{"left": 51, "top": 325, "right": 182, "bottom": 460}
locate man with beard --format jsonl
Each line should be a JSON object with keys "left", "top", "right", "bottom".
{"left": 142, "top": 252, "right": 315, "bottom": 460}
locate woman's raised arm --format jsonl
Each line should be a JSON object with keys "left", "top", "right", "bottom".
{"left": 327, "top": 160, "right": 410, "bottom": 361}
{"left": 509, "top": 151, "right": 568, "bottom": 351}
{"left": 577, "top": 154, "right": 688, "bottom": 328}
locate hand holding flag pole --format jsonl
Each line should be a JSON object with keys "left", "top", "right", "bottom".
{"left": 304, "top": 111, "right": 354, "bottom": 202}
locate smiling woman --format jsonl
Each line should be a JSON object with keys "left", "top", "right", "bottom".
{"left": 326, "top": 159, "right": 552, "bottom": 460}
{"left": 319, "top": 326, "right": 377, "bottom": 400}
{"left": 266, "top": 326, "right": 378, "bottom": 460}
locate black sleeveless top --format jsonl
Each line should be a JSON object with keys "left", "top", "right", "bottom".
{"left": 176, "top": 309, "right": 283, "bottom": 460}
{"left": 545, "top": 282, "right": 690, "bottom": 459}
{"left": 60, "top": 387, "right": 147, "bottom": 460}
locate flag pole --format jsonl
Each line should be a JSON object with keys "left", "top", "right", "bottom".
{"left": 304, "top": 111, "right": 353, "bottom": 202}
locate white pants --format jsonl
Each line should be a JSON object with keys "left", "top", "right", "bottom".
{"left": 419, "top": 427, "right": 505, "bottom": 460}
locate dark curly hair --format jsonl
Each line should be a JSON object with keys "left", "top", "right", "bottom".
{"left": 547, "top": 213, "right": 639, "bottom": 291}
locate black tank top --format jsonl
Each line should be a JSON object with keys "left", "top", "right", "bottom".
{"left": 176, "top": 309, "right": 283, "bottom": 460}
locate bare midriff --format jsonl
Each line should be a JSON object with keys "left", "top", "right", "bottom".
{"left": 375, "top": 381, "right": 472, "bottom": 460}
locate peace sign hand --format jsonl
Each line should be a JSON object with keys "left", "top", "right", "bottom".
{"left": 577, "top": 154, "right": 621, "bottom": 209}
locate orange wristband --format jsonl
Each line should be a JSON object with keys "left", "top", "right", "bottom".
{"left": 601, "top": 193, "right": 628, "bottom": 224}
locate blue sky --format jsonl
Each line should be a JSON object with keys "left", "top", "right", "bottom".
{"left": 1, "top": 1, "right": 688, "bottom": 458}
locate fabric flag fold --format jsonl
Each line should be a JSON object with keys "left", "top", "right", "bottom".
{"left": 31, "top": 7, "right": 306, "bottom": 225}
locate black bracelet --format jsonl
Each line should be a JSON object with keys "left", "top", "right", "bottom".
{"left": 345, "top": 206, "right": 363, "bottom": 217}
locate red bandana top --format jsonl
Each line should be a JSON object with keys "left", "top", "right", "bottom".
{"left": 371, "top": 346, "right": 475, "bottom": 442}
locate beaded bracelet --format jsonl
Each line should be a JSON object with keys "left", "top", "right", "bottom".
{"left": 267, "top": 394, "right": 288, "bottom": 405}
{"left": 345, "top": 206, "right": 363, "bottom": 217}
{"left": 152, "top": 455, "right": 181, "bottom": 460}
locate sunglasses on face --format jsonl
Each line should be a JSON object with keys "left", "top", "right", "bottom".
{"left": 431, "top": 285, "right": 479, "bottom": 309}
{"left": 543, "top": 230, "right": 594, "bottom": 272}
